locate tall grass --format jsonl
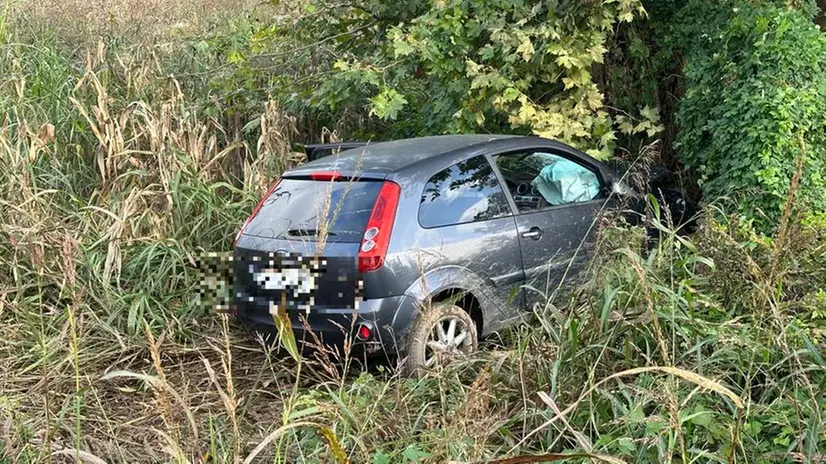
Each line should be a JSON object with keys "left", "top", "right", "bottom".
{"left": 1, "top": 2, "right": 825, "bottom": 463}
{"left": 0, "top": 4, "right": 305, "bottom": 461}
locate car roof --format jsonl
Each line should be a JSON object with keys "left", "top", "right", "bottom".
{"left": 285, "top": 134, "right": 523, "bottom": 178}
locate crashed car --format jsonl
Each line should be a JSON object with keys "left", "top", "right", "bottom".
{"left": 232, "top": 135, "right": 691, "bottom": 373}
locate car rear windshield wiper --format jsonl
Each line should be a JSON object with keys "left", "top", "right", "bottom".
{"left": 287, "top": 228, "right": 337, "bottom": 238}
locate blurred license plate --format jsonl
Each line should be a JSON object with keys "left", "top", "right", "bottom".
{"left": 251, "top": 267, "right": 315, "bottom": 296}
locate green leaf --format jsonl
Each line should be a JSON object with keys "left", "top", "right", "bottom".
{"left": 402, "top": 445, "right": 430, "bottom": 463}
{"left": 270, "top": 304, "right": 299, "bottom": 362}
{"left": 465, "top": 59, "right": 481, "bottom": 76}
{"left": 393, "top": 34, "right": 416, "bottom": 57}
{"left": 681, "top": 407, "right": 713, "bottom": 427}
{"left": 227, "top": 49, "right": 244, "bottom": 64}
{"left": 371, "top": 451, "right": 392, "bottom": 464}
{"left": 369, "top": 88, "right": 408, "bottom": 120}
{"left": 648, "top": 194, "right": 661, "bottom": 221}
{"left": 517, "top": 36, "right": 535, "bottom": 61}
{"left": 626, "top": 405, "right": 645, "bottom": 423}
{"left": 502, "top": 87, "right": 520, "bottom": 102}
{"left": 645, "top": 419, "right": 667, "bottom": 436}
{"left": 194, "top": 40, "right": 209, "bottom": 54}
{"left": 616, "top": 437, "right": 636, "bottom": 454}
{"left": 639, "top": 105, "right": 657, "bottom": 121}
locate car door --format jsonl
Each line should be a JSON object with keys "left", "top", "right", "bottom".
{"left": 398, "top": 154, "right": 527, "bottom": 333}
{"left": 490, "top": 149, "right": 608, "bottom": 310}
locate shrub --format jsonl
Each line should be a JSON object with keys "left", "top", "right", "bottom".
{"left": 242, "top": 0, "right": 666, "bottom": 158}
{"left": 661, "top": 1, "right": 826, "bottom": 230}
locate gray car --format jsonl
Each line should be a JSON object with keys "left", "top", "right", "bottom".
{"left": 232, "top": 135, "right": 674, "bottom": 372}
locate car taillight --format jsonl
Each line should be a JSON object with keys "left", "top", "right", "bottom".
{"left": 234, "top": 179, "right": 281, "bottom": 245}
{"left": 356, "top": 324, "right": 372, "bottom": 341}
{"left": 358, "top": 181, "right": 400, "bottom": 273}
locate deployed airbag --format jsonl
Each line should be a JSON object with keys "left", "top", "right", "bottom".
{"left": 531, "top": 155, "right": 600, "bottom": 205}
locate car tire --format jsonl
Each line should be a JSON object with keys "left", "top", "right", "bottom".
{"left": 405, "top": 303, "right": 478, "bottom": 377}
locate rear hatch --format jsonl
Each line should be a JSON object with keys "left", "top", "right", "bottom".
{"left": 234, "top": 176, "right": 383, "bottom": 311}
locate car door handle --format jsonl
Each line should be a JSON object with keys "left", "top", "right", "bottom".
{"left": 522, "top": 227, "right": 543, "bottom": 240}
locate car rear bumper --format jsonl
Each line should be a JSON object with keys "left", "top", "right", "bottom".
{"left": 232, "top": 293, "right": 418, "bottom": 357}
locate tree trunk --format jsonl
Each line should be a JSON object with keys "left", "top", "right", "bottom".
{"left": 817, "top": 0, "right": 826, "bottom": 31}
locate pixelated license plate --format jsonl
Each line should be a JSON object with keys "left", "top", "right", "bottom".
{"left": 251, "top": 266, "right": 316, "bottom": 297}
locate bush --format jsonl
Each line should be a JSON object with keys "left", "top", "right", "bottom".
{"left": 240, "top": 0, "right": 667, "bottom": 158}
{"left": 661, "top": 1, "right": 826, "bottom": 230}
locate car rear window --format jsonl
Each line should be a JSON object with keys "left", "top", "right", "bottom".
{"left": 242, "top": 178, "right": 382, "bottom": 243}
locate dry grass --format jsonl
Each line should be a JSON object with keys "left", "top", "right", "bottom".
{"left": 8, "top": 0, "right": 268, "bottom": 42}
{"left": 0, "top": 323, "right": 299, "bottom": 461}
{"left": 0, "top": 5, "right": 315, "bottom": 456}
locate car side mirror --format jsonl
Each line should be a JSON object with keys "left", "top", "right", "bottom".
{"left": 609, "top": 179, "right": 635, "bottom": 197}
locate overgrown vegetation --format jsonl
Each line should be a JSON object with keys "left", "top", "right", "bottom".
{"left": 1, "top": 0, "right": 826, "bottom": 463}
{"left": 652, "top": 0, "right": 826, "bottom": 230}
{"left": 229, "top": 0, "right": 661, "bottom": 158}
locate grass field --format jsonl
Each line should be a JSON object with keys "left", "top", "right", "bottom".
{"left": 1, "top": 1, "right": 825, "bottom": 463}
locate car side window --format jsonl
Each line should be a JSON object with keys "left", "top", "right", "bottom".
{"left": 419, "top": 155, "right": 512, "bottom": 228}
{"left": 494, "top": 151, "right": 602, "bottom": 213}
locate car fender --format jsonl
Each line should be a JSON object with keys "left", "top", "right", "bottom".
{"left": 401, "top": 264, "right": 523, "bottom": 336}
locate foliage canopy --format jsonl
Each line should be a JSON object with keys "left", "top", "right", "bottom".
{"left": 650, "top": 0, "right": 826, "bottom": 229}
{"left": 257, "top": 0, "right": 661, "bottom": 159}
{"left": 244, "top": 0, "right": 826, "bottom": 228}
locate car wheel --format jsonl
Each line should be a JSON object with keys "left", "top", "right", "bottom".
{"left": 405, "top": 303, "right": 478, "bottom": 376}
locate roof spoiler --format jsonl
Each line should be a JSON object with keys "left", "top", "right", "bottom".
{"left": 303, "top": 142, "right": 368, "bottom": 161}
